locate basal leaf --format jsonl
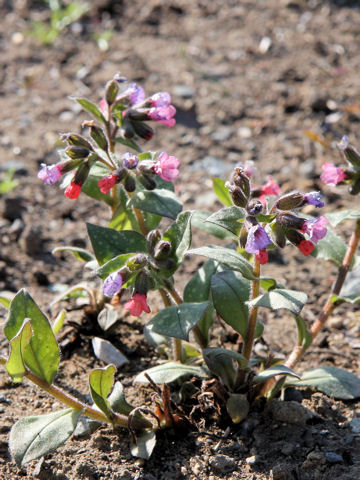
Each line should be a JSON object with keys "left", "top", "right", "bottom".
{"left": 203, "top": 347, "right": 247, "bottom": 390}
{"left": 87, "top": 223, "right": 147, "bottom": 265}
{"left": 226, "top": 393, "right": 249, "bottom": 424}
{"left": 211, "top": 271, "right": 250, "bottom": 338}
{"left": 253, "top": 365, "right": 300, "bottom": 384}
{"left": 89, "top": 365, "right": 116, "bottom": 419}
{"left": 147, "top": 302, "right": 209, "bottom": 341}
{"left": 294, "top": 315, "right": 312, "bottom": 349}
{"left": 130, "top": 429, "right": 157, "bottom": 460}
{"left": 10, "top": 408, "right": 82, "bottom": 466}
{"left": 134, "top": 362, "right": 208, "bottom": 384}
{"left": 249, "top": 288, "right": 308, "bottom": 315}
{"left": 52, "top": 309, "right": 66, "bottom": 334}
{"left": 128, "top": 189, "right": 182, "bottom": 220}
{"left": 205, "top": 206, "right": 244, "bottom": 236}
{"left": 5, "top": 290, "right": 60, "bottom": 385}
{"left": 5, "top": 319, "right": 33, "bottom": 382}
{"left": 212, "top": 177, "right": 233, "bottom": 206}
{"left": 107, "top": 381, "right": 134, "bottom": 416}
{"left": 52, "top": 246, "right": 95, "bottom": 262}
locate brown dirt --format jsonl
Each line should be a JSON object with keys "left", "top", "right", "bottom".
{"left": 1, "top": 0, "right": 360, "bottom": 479}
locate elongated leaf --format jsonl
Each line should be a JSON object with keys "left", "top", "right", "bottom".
{"left": 89, "top": 365, "right": 116, "bottom": 419}
{"left": 5, "top": 290, "right": 59, "bottom": 385}
{"left": 206, "top": 206, "right": 244, "bottom": 236}
{"left": 52, "top": 309, "right": 66, "bottom": 334}
{"left": 253, "top": 365, "right": 300, "bottom": 384}
{"left": 128, "top": 189, "right": 182, "bottom": 220}
{"left": 163, "top": 211, "right": 193, "bottom": 262}
{"left": 96, "top": 253, "right": 134, "bottom": 279}
{"left": 0, "top": 291, "right": 14, "bottom": 309}
{"left": 147, "top": 302, "right": 209, "bottom": 340}
{"left": 130, "top": 430, "right": 157, "bottom": 460}
{"left": 52, "top": 246, "right": 94, "bottom": 262}
{"left": 115, "top": 136, "right": 142, "bottom": 152}
{"left": 10, "top": 408, "right": 82, "bottom": 466}
{"left": 87, "top": 223, "right": 147, "bottom": 265}
{"left": 108, "top": 381, "right": 134, "bottom": 415}
{"left": 50, "top": 283, "right": 94, "bottom": 306}
{"left": 6, "top": 320, "right": 33, "bottom": 382}
{"left": 287, "top": 366, "right": 360, "bottom": 400}
{"left": 203, "top": 347, "right": 246, "bottom": 390}
{"left": 334, "top": 265, "right": 360, "bottom": 304}
{"left": 211, "top": 271, "right": 250, "bottom": 338}
{"left": 312, "top": 228, "right": 358, "bottom": 269}
{"left": 326, "top": 209, "right": 360, "bottom": 227}
{"left": 75, "top": 97, "right": 106, "bottom": 124}
{"left": 212, "top": 177, "right": 233, "bottom": 206}
{"left": 135, "top": 362, "right": 208, "bottom": 384}
{"left": 191, "top": 211, "right": 235, "bottom": 239}
{"left": 249, "top": 288, "right": 308, "bottom": 315}
{"left": 294, "top": 315, "right": 312, "bottom": 349}
{"left": 187, "top": 246, "right": 257, "bottom": 280}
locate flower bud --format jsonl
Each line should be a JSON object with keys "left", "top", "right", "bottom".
{"left": 146, "top": 230, "right": 161, "bottom": 254}
{"left": 227, "top": 183, "right": 248, "bottom": 208}
{"left": 270, "top": 222, "right": 286, "bottom": 248}
{"left": 74, "top": 161, "right": 91, "bottom": 185}
{"left": 275, "top": 191, "right": 304, "bottom": 210}
{"left": 239, "top": 225, "right": 248, "bottom": 249}
{"left": 132, "top": 122, "right": 154, "bottom": 141}
{"left": 61, "top": 133, "right": 92, "bottom": 149}
{"left": 338, "top": 136, "right": 360, "bottom": 168}
{"left": 89, "top": 125, "right": 108, "bottom": 151}
{"left": 65, "top": 145, "right": 90, "bottom": 159}
{"left": 124, "top": 174, "right": 136, "bottom": 192}
{"left": 276, "top": 212, "right": 305, "bottom": 230}
{"left": 138, "top": 174, "right": 157, "bottom": 190}
{"left": 230, "top": 167, "right": 251, "bottom": 197}
{"left": 154, "top": 241, "right": 172, "bottom": 260}
{"left": 246, "top": 199, "right": 263, "bottom": 215}
{"left": 135, "top": 271, "right": 150, "bottom": 295}
{"left": 154, "top": 257, "right": 176, "bottom": 270}
{"left": 284, "top": 228, "right": 305, "bottom": 246}
{"left": 126, "top": 253, "right": 148, "bottom": 271}
{"left": 105, "top": 80, "right": 119, "bottom": 105}
{"left": 59, "top": 159, "right": 83, "bottom": 174}
{"left": 121, "top": 119, "right": 135, "bottom": 138}
{"left": 138, "top": 160, "right": 156, "bottom": 175}
{"left": 349, "top": 176, "right": 360, "bottom": 196}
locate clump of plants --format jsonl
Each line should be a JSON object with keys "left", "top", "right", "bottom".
{"left": 1, "top": 73, "right": 360, "bottom": 466}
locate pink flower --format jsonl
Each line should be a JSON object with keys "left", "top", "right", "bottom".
{"left": 154, "top": 152, "right": 180, "bottom": 182}
{"left": 320, "top": 162, "right": 346, "bottom": 186}
{"left": 148, "top": 105, "right": 176, "bottom": 127}
{"left": 302, "top": 216, "right": 328, "bottom": 243}
{"left": 98, "top": 174, "right": 118, "bottom": 194}
{"left": 150, "top": 92, "right": 171, "bottom": 107}
{"left": 124, "top": 293, "right": 150, "bottom": 316}
{"left": 261, "top": 176, "right": 281, "bottom": 196}
{"left": 255, "top": 249, "right": 268, "bottom": 265}
{"left": 99, "top": 98, "right": 108, "bottom": 116}
{"left": 297, "top": 239, "right": 314, "bottom": 256}
{"left": 64, "top": 182, "right": 81, "bottom": 199}
{"left": 38, "top": 164, "right": 63, "bottom": 185}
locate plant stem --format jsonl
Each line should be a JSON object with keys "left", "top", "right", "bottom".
{"left": 134, "top": 207, "right": 148, "bottom": 236}
{"left": 159, "top": 288, "right": 182, "bottom": 362}
{"left": 24, "top": 370, "right": 151, "bottom": 431}
{"left": 242, "top": 257, "right": 261, "bottom": 362}
{"left": 285, "top": 217, "right": 360, "bottom": 370}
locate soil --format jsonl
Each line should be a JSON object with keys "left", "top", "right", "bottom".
{"left": 1, "top": 0, "right": 360, "bottom": 479}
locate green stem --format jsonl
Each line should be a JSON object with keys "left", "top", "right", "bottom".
{"left": 242, "top": 257, "right": 260, "bottom": 362}
{"left": 159, "top": 288, "right": 182, "bottom": 362}
{"left": 24, "top": 370, "right": 151, "bottom": 430}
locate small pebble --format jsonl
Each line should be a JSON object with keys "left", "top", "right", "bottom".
{"left": 246, "top": 455, "right": 258, "bottom": 465}
{"left": 325, "top": 452, "right": 343, "bottom": 464}
{"left": 173, "top": 85, "right": 195, "bottom": 98}
{"left": 348, "top": 418, "right": 360, "bottom": 434}
{"left": 209, "top": 454, "right": 236, "bottom": 473}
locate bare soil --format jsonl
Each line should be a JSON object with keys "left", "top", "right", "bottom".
{"left": 1, "top": 1, "right": 360, "bottom": 479}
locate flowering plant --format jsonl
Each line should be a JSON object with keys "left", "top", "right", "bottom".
{"left": 2, "top": 74, "right": 360, "bottom": 466}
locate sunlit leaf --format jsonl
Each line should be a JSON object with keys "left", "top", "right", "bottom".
{"left": 89, "top": 365, "right": 116, "bottom": 419}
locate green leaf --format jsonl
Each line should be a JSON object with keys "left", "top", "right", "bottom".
{"left": 334, "top": 265, "right": 360, "bottom": 304}
{"left": 81, "top": 163, "right": 113, "bottom": 206}
{"left": 187, "top": 246, "right": 257, "bottom": 280}
{"left": 326, "top": 209, "right": 360, "bottom": 227}
{"left": 89, "top": 365, "right": 116, "bottom": 419}
{"left": 287, "top": 366, "right": 360, "bottom": 400}
{"left": 134, "top": 362, "right": 208, "bottom": 384}
{"left": 107, "top": 381, "right": 134, "bottom": 416}
{"left": 163, "top": 211, "right": 193, "bottom": 263}
{"left": 0, "top": 291, "right": 14, "bottom": 309}
{"left": 52, "top": 309, "right": 66, "bottom": 334}
{"left": 75, "top": 97, "right": 107, "bottom": 124}
{"left": 249, "top": 288, "right": 308, "bottom": 315}
{"left": 10, "top": 408, "right": 82, "bottom": 466}
{"left": 128, "top": 189, "right": 182, "bottom": 220}
{"left": 205, "top": 206, "right": 244, "bottom": 236}
{"left": 226, "top": 394, "right": 249, "bottom": 424}
{"left": 130, "top": 429, "right": 156, "bottom": 460}
{"left": 203, "top": 347, "right": 247, "bottom": 390}
{"left": 191, "top": 211, "right": 235, "bottom": 239}
{"left": 211, "top": 271, "right": 250, "bottom": 338}
{"left": 52, "top": 246, "right": 94, "bottom": 262}
{"left": 253, "top": 365, "right": 300, "bottom": 384}
{"left": 5, "top": 319, "right": 33, "bottom": 382}
{"left": 96, "top": 253, "right": 134, "bottom": 279}
{"left": 114, "top": 136, "right": 142, "bottom": 152}
{"left": 212, "top": 177, "right": 233, "bottom": 206}
{"left": 87, "top": 223, "right": 147, "bottom": 265}
{"left": 5, "top": 290, "right": 60, "bottom": 385}
{"left": 312, "top": 228, "right": 358, "bottom": 269}
{"left": 147, "top": 302, "right": 209, "bottom": 341}
{"left": 294, "top": 315, "right": 312, "bottom": 349}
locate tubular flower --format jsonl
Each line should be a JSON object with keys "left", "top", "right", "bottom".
{"left": 150, "top": 92, "right": 171, "bottom": 107}
{"left": 255, "top": 249, "right": 268, "bottom": 265}
{"left": 320, "top": 162, "right": 346, "bottom": 186}
{"left": 302, "top": 216, "right": 328, "bottom": 243}
{"left": 64, "top": 182, "right": 81, "bottom": 199}
{"left": 124, "top": 293, "right": 151, "bottom": 316}
{"left": 148, "top": 105, "right": 176, "bottom": 127}
{"left": 98, "top": 174, "right": 118, "bottom": 194}
{"left": 245, "top": 225, "right": 271, "bottom": 255}
{"left": 304, "top": 191, "right": 324, "bottom": 208}
{"left": 124, "top": 82, "right": 146, "bottom": 105}
{"left": 103, "top": 271, "right": 123, "bottom": 297}
{"left": 258, "top": 176, "right": 281, "bottom": 204}
{"left": 297, "top": 239, "right": 314, "bottom": 256}
{"left": 154, "top": 152, "right": 180, "bottom": 182}
{"left": 38, "top": 164, "right": 63, "bottom": 185}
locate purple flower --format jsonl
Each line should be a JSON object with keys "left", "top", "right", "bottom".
{"left": 148, "top": 105, "right": 176, "bottom": 127}
{"left": 302, "top": 216, "right": 328, "bottom": 243}
{"left": 124, "top": 83, "right": 146, "bottom": 105}
{"left": 103, "top": 271, "right": 123, "bottom": 297}
{"left": 245, "top": 225, "right": 271, "bottom": 254}
{"left": 122, "top": 152, "right": 139, "bottom": 169}
{"left": 320, "top": 163, "right": 346, "bottom": 186}
{"left": 150, "top": 92, "right": 171, "bottom": 107}
{"left": 38, "top": 164, "right": 63, "bottom": 185}
{"left": 337, "top": 135, "right": 349, "bottom": 151}
{"left": 304, "top": 191, "right": 324, "bottom": 208}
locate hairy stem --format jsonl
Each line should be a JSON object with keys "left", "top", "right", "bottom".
{"left": 242, "top": 257, "right": 260, "bottom": 362}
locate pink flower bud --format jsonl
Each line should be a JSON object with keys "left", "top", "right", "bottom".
{"left": 124, "top": 293, "right": 150, "bottom": 316}
{"left": 297, "top": 239, "right": 314, "bottom": 256}
{"left": 154, "top": 152, "right": 180, "bottom": 182}
{"left": 98, "top": 174, "right": 118, "bottom": 194}
{"left": 320, "top": 163, "right": 346, "bottom": 186}
{"left": 64, "top": 182, "right": 82, "bottom": 199}
{"left": 255, "top": 249, "right": 268, "bottom": 265}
